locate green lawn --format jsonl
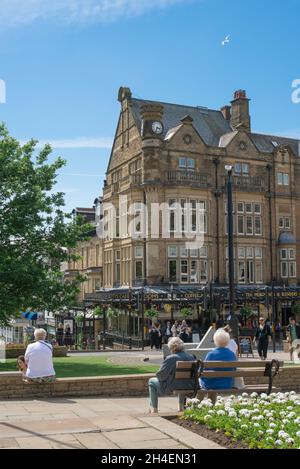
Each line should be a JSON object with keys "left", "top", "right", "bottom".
{"left": 0, "top": 357, "right": 159, "bottom": 378}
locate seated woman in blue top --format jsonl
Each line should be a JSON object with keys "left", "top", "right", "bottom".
{"left": 200, "top": 329, "right": 236, "bottom": 390}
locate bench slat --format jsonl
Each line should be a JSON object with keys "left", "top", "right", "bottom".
{"left": 176, "top": 360, "right": 283, "bottom": 369}
{"left": 199, "top": 370, "right": 267, "bottom": 378}
{"left": 202, "top": 360, "right": 284, "bottom": 368}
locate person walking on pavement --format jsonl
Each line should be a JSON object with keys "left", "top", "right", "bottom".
{"left": 286, "top": 316, "right": 300, "bottom": 361}
{"left": 254, "top": 317, "right": 271, "bottom": 360}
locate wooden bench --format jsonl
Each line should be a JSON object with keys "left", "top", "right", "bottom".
{"left": 174, "top": 359, "right": 283, "bottom": 411}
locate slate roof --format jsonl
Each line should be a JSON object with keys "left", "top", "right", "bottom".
{"left": 130, "top": 98, "right": 232, "bottom": 147}
{"left": 130, "top": 97, "right": 300, "bottom": 155}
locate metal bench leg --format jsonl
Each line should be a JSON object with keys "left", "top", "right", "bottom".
{"left": 178, "top": 394, "right": 186, "bottom": 412}
{"left": 209, "top": 392, "right": 217, "bottom": 405}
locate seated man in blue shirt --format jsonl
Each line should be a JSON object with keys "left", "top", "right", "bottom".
{"left": 200, "top": 329, "right": 236, "bottom": 390}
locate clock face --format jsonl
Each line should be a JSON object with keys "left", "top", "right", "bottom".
{"left": 152, "top": 121, "right": 163, "bottom": 135}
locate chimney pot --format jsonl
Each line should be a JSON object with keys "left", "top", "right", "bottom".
{"left": 234, "top": 90, "right": 247, "bottom": 100}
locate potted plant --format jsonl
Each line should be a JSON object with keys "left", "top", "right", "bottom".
{"left": 180, "top": 307, "right": 193, "bottom": 318}
{"left": 145, "top": 308, "right": 158, "bottom": 320}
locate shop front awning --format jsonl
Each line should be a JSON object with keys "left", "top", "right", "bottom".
{"left": 84, "top": 285, "right": 206, "bottom": 306}
{"left": 212, "top": 285, "right": 300, "bottom": 303}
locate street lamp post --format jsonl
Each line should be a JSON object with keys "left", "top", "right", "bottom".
{"left": 141, "top": 287, "right": 145, "bottom": 351}
{"left": 225, "top": 165, "right": 239, "bottom": 339}
{"left": 271, "top": 281, "right": 276, "bottom": 353}
{"left": 170, "top": 284, "right": 174, "bottom": 323}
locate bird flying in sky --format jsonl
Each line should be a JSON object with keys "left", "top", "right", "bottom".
{"left": 222, "top": 35, "right": 230, "bottom": 46}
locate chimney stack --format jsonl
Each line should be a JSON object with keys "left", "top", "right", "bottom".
{"left": 221, "top": 105, "right": 231, "bottom": 121}
{"left": 230, "top": 90, "right": 251, "bottom": 132}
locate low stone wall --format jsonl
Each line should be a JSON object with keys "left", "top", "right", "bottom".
{"left": 5, "top": 346, "right": 67, "bottom": 359}
{"left": 0, "top": 367, "right": 299, "bottom": 400}
{"left": 0, "top": 372, "right": 153, "bottom": 400}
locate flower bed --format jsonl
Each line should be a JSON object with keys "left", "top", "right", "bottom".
{"left": 183, "top": 392, "right": 300, "bottom": 449}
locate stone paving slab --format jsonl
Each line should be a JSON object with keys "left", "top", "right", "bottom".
{"left": 75, "top": 433, "right": 119, "bottom": 449}
{"left": 89, "top": 415, "right": 148, "bottom": 431}
{"left": 102, "top": 427, "right": 173, "bottom": 449}
{"left": 0, "top": 438, "right": 20, "bottom": 449}
{"left": 139, "top": 416, "right": 224, "bottom": 450}
{"left": 0, "top": 418, "right": 99, "bottom": 438}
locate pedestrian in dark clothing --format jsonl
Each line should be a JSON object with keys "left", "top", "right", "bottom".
{"left": 162, "top": 321, "right": 172, "bottom": 344}
{"left": 149, "top": 324, "right": 160, "bottom": 350}
{"left": 254, "top": 317, "right": 271, "bottom": 360}
{"left": 56, "top": 323, "right": 64, "bottom": 346}
{"left": 64, "top": 325, "right": 73, "bottom": 351}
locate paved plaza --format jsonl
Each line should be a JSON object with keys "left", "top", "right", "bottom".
{"left": 0, "top": 396, "right": 222, "bottom": 449}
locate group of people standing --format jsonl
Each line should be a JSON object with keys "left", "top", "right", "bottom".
{"left": 148, "top": 320, "right": 192, "bottom": 350}
{"left": 56, "top": 323, "right": 73, "bottom": 350}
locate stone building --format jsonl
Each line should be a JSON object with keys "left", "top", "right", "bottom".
{"left": 98, "top": 87, "right": 300, "bottom": 325}
{"left": 65, "top": 198, "right": 103, "bottom": 303}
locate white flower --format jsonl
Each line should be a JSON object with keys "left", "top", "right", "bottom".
{"left": 260, "top": 393, "right": 268, "bottom": 399}
{"left": 275, "top": 440, "right": 283, "bottom": 446}
{"left": 204, "top": 415, "right": 211, "bottom": 421}
{"left": 280, "top": 411, "right": 287, "bottom": 417}
{"left": 290, "top": 391, "right": 296, "bottom": 395}
{"left": 296, "top": 431, "right": 300, "bottom": 438}
{"left": 266, "top": 429, "right": 274, "bottom": 435}
{"left": 217, "top": 410, "right": 225, "bottom": 416}
{"left": 287, "top": 406, "right": 293, "bottom": 411}
{"left": 228, "top": 411, "right": 237, "bottom": 418}
{"left": 282, "top": 419, "right": 289, "bottom": 425}
{"left": 241, "top": 424, "right": 248, "bottom": 429}
{"left": 287, "top": 412, "right": 296, "bottom": 418}
{"left": 253, "top": 423, "right": 260, "bottom": 428}
{"left": 258, "top": 430, "right": 263, "bottom": 435}
{"left": 250, "top": 392, "right": 258, "bottom": 398}
{"left": 287, "top": 438, "right": 294, "bottom": 445}
{"left": 269, "top": 423, "right": 276, "bottom": 428}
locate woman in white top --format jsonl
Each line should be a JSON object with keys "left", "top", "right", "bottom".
{"left": 223, "top": 325, "right": 245, "bottom": 389}
{"left": 223, "top": 325, "right": 238, "bottom": 357}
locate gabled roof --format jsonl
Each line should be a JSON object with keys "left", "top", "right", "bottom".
{"left": 130, "top": 98, "right": 232, "bottom": 147}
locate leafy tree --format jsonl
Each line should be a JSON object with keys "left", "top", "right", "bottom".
{"left": 0, "top": 124, "right": 91, "bottom": 325}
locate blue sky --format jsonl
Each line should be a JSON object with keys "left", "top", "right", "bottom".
{"left": 0, "top": 0, "right": 299, "bottom": 212}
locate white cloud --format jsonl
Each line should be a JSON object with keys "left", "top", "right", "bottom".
{"left": 0, "top": 0, "right": 186, "bottom": 28}
{"left": 20, "top": 137, "right": 113, "bottom": 149}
